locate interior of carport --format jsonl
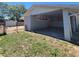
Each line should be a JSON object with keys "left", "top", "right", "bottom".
{"left": 31, "top": 10, "right": 64, "bottom": 39}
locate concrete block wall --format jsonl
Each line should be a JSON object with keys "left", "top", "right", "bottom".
{"left": 24, "top": 16, "right": 31, "bottom": 31}
{"left": 30, "top": 13, "right": 63, "bottom": 31}
{"left": 31, "top": 16, "right": 49, "bottom": 30}
{"left": 51, "top": 17, "right": 63, "bottom": 28}
{"left": 76, "top": 15, "right": 79, "bottom": 31}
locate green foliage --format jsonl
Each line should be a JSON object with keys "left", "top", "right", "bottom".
{"left": 0, "top": 2, "right": 9, "bottom": 20}
{"left": 0, "top": 16, "right": 4, "bottom": 20}
{"left": 0, "top": 3, "right": 26, "bottom": 20}
{"left": 8, "top": 4, "right": 26, "bottom": 21}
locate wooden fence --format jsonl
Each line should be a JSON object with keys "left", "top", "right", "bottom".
{"left": 0, "top": 20, "right": 24, "bottom": 35}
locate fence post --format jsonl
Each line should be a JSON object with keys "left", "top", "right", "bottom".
{"left": 16, "top": 21, "right": 19, "bottom": 33}
{"left": 3, "top": 20, "right": 6, "bottom": 34}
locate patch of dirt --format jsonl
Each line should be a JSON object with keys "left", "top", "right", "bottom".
{"left": 6, "top": 26, "right": 24, "bottom": 33}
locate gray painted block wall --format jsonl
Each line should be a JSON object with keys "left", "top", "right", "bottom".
{"left": 50, "top": 15, "right": 63, "bottom": 28}
{"left": 24, "top": 16, "right": 31, "bottom": 31}
{"left": 31, "top": 16, "right": 49, "bottom": 30}
{"left": 30, "top": 14, "right": 63, "bottom": 31}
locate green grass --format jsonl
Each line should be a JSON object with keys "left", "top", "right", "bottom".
{"left": 0, "top": 31, "right": 78, "bottom": 57}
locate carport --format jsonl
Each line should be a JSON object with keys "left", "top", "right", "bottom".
{"left": 31, "top": 10, "right": 64, "bottom": 39}
{"left": 24, "top": 5, "right": 79, "bottom": 41}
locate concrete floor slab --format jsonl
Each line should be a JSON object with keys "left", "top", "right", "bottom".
{"left": 34, "top": 28, "right": 64, "bottom": 39}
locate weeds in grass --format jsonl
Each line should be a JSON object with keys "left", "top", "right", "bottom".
{"left": 0, "top": 31, "right": 78, "bottom": 56}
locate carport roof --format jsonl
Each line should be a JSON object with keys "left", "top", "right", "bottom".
{"left": 24, "top": 4, "right": 79, "bottom": 16}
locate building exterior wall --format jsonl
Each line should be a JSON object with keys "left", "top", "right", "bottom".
{"left": 51, "top": 20, "right": 63, "bottom": 28}
{"left": 63, "top": 10, "right": 72, "bottom": 41}
{"left": 76, "top": 15, "right": 79, "bottom": 31}
{"left": 24, "top": 6, "right": 79, "bottom": 41}
{"left": 24, "top": 7, "right": 61, "bottom": 31}
{"left": 31, "top": 16, "right": 49, "bottom": 30}
{"left": 26, "top": 11, "right": 63, "bottom": 31}
{"left": 50, "top": 15, "right": 63, "bottom": 28}
{"left": 24, "top": 16, "right": 31, "bottom": 31}
{"left": 24, "top": 10, "right": 73, "bottom": 41}
{"left": 30, "top": 11, "right": 63, "bottom": 31}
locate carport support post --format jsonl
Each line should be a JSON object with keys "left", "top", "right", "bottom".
{"left": 63, "top": 10, "right": 72, "bottom": 41}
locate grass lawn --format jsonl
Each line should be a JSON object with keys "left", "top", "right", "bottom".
{"left": 0, "top": 31, "right": 79, "bottom": 57}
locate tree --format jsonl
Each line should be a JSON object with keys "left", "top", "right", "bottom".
{"left": 8, "top": 4, "right": 27, "bottom": 21}
{"left": 0, "top": 3, "right": 8, "bottom": 34}
{"left": 0, "top": 16, "right": 4, "bottom": 20}
{"left": 7, "top": 4, "right": 27, "bottom": 33}
{"left": 7, "top": 5, "right": 17, "bottom": 20}
{"left": 0, "top": 2, "right": 9, "bottom": 20}
{"left": 0, "top": 3, "right": 27, "bottom": 20}
{"left": 16, "top": 4, "right": 26, "bottom": 21}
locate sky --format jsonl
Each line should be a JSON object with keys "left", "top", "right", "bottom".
{"left": 7, "top": 2, "right": 79, "bottom": 9}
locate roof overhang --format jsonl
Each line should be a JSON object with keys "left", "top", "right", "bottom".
{"left": 24, "top": 4, "right": 79, "bottom": 16}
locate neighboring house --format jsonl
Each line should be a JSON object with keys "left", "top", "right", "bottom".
{"left": 24, "top": 4, "right": 79, "bottom": 41}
